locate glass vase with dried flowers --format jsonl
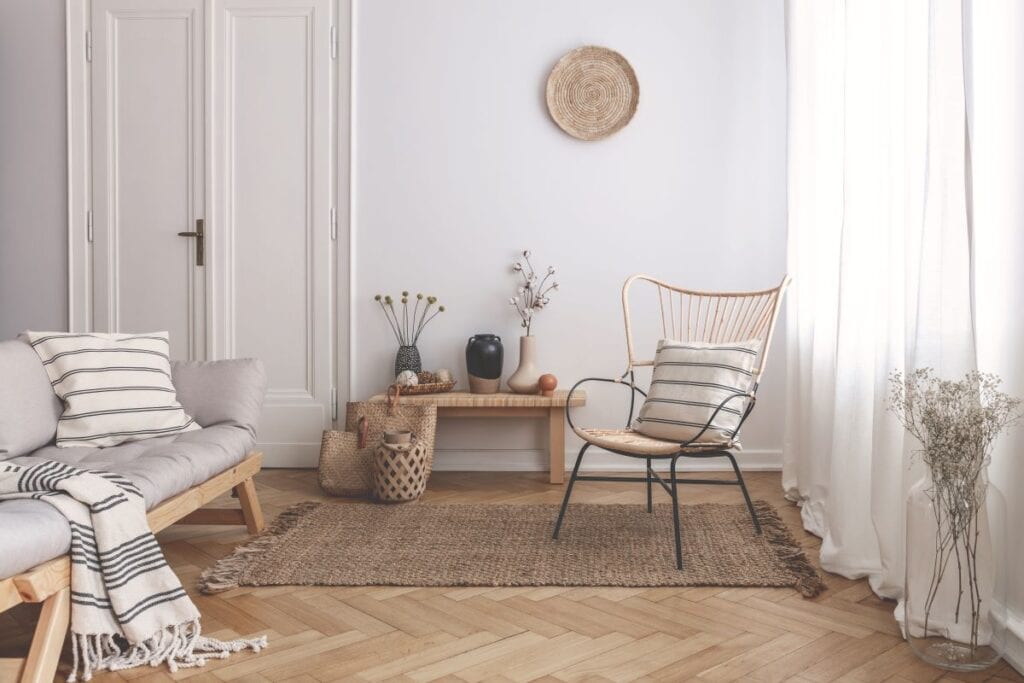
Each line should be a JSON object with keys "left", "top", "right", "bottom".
{"left": 507, "top": 250, "right": 559, "bottom": 394}
{"left": 889, "top": 369, "right": 1021, "bottom": 671}
{"left": 374, "top": 292, "right": 445, "bottom": 376}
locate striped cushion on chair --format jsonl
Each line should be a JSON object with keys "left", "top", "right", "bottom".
{"left": 25, "top": 331, "right": 199, "bottom": 448}
{"left": 633, "top": 339, "right": 758, "bottom": 447}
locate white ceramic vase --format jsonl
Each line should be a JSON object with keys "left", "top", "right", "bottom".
{"left": 507, "top": 335, "right": 540, "bottom": 394}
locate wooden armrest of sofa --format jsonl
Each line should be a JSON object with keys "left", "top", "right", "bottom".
{"left": 0, "top": 451, "right": 264, "bottom": 683}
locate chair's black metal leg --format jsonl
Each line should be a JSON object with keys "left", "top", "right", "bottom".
{"left": 553, "top": 443, "right": 590, "bottom": 539}
{"left": 726, "top": 451, "right": 761, "bottom": 535}
{"left": 646, "top": 457, "right": 653, "bottom": 513}
{"left": 670, "top": 454, "right": 683, "bottom": 570}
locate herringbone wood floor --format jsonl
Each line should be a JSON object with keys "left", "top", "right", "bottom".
{"left": 2, "top": 469, "right": 1021, "bottom": 683}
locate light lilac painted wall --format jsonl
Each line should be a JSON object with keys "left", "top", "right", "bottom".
{"left": 0, "top": 0, "right": 68, "bottom": 339}
{"left": 352, "top": 0, "right": 789, "bottom": 467}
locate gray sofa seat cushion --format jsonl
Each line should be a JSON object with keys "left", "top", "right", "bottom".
{"left": 0, "top": 357, "right": 266, "bottom": 580}
{"left": 0, "top": 500, "right": 74, "bottom": 585}
{"left": 0, "top": 339, "right": 63, "bottom": 458}
{"left": 0, "top": 424, "right": 255, "bottom": 579}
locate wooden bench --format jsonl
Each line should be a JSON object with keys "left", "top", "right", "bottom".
{"left": 0, "top": 452, "right": 265, "bottom": 683}
{"left": 368, "top": 391, "right": 586, "bottom": 484}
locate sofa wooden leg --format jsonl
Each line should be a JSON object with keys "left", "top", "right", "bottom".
{"left": 21, "top": 586, "right": 70, "bottom": 683}
{"left": 234, "top": 477, "right": 265, "bottom": 534}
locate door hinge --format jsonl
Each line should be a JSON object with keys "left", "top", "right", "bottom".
{"left": 330, "top": 206, "right": 337, "bottom": 240}
{"left": 86, "top": 210, "right": 93, "bottom": 242}
{"left": 330, "top": 25, "right": 337, "bottom": 60}
{"left": 331, "top": 387, "right": 338, "bottom": 421}
{"left": 85, "top": 31, "right": 92, "bottom": 62}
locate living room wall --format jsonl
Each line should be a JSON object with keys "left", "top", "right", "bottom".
{"left": 351, "top": 0, "right": 789, "bottom": 468}
{"left": 0, "top": 0, "right": 788, "bottom": 468}
{"left": 0, "top": 0, "right": 67, "bottom": 340}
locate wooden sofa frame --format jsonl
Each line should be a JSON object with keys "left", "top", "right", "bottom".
{"left": 0, "top": 451, "right": 265, "bottom": 683}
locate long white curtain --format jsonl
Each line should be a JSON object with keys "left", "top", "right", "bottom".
{"left": 783, "top": 0, "right": 976, "bottom": 600}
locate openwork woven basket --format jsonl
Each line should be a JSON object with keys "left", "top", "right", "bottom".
{"left": 546, "top": 45, "right": 639, "bottom": 141}
{"left": 373, "top": 440, "right": 430, "bottom": 503}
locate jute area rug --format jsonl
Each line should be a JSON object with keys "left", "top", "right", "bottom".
{"left": 199, "top": 501, "right": 825, "bottom": 598}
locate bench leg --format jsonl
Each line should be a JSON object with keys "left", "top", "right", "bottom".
{"left": 549, "top": 407, "right": 565, "bottom": 484}
{"left": 21, "top": 587, "right": 70, "bottom": 683}
{"left": 234, "top": 476, "right": 265, "bottom": 534}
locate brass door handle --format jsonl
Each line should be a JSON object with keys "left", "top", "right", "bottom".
{"left": 177, "top": 219, "right": 205, "bottom": 266}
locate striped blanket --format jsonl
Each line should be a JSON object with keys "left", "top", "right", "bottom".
{"left": 0, "top": 461, "right": 266, "bottom": 681}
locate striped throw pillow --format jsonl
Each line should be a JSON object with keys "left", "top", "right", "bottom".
{"left": 24, "top": 331, "right": 199, "bottom": 448}
{"left": 633, "top": 339, "right": 759, "bottom": 446}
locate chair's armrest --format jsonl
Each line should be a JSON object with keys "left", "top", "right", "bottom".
{"left": 566, "top": 373, "right": 648, "bottom": 432}
{"left": 677, "top": 389, "right": 757, "bottom": 449}
{"left": 171, "top": 359, "right": 267, "bottom": 436}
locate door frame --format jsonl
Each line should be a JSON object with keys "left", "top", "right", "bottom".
{"left": 67, "top": 0, "right": 356, "bottom": 462}
{"left": 65, "top": 0, "right": 211, "bottom": 358}
{"left": 66, "top": 0, "right": 353, "bottom": 439}
{"left": 66, "top": 0, "right": 91, "bottom": 335}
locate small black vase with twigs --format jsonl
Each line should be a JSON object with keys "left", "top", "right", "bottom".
{"left": 374, "top": 291, "right": 446, "bottom": 376}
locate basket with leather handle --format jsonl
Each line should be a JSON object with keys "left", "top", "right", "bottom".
{"left": 318, "top": 416, "right": 376, "bottom": 496}
{"left": 346, "top": 386, "right": 437, "bottom": 470}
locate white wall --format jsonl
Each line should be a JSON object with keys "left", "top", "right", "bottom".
{"left": 0, "top": 0, "right": 68, "bottom": 339}
{"left": 1, "top": 0, "right": 789, "bottom": 471}
{"left": 351, "top": 0, "right": 789, "bottom": 469}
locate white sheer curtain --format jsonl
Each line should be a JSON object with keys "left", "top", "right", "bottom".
{"left": 783, "top": 0, "right": 976, "bottom": 600}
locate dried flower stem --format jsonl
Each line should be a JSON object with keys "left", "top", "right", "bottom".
{"left": 374, "top": 292, "right": 446, "bottom": 346}
{"left": 889, "top": 369, "right": 1022, "bottom": 651}
{"left": 509, "top": 250, "right": 559, "bottom": 336}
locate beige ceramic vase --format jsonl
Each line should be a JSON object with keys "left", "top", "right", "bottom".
{"left": 507, "top": 335, "right": 540, "bottom": 394}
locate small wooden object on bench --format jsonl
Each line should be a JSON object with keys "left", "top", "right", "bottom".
{"left": 366, "top": 391, "right": 586, "bottom": 484}
{"left": 0, "top": 451, "right": 265, "bottom": 683}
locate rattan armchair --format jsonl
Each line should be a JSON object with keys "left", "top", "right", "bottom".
{"left": 553, "top": 274, "right": 791, "bottom": 569}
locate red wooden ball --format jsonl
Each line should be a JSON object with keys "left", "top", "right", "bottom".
{"left": 538, "top": 374, "right": 558, "bottom": 395}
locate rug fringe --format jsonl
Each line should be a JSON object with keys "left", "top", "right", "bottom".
{"left": 198, "top": 501, "right": 321, "bottom": 594}
{"left": 754, "top": 500, "right": 826, "bottom": 598}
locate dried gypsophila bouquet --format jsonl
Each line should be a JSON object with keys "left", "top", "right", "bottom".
{"left": 373, "top": 291, "right": 445, "bottom": 346}
{"left": 509, "top": 250, "right": 559, "bottom": 336}
{"left": 888, "top": 368, "right": 1022, "bottom": 649}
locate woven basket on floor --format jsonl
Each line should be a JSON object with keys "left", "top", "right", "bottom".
{"left": 346, "top": 387, "right": 437, "bottom": 471}
{"left": 373, "top": 439, "right": 430, "bottom": 502}
{"left": 318, "top": 429, "right": 376, "bottom": 497}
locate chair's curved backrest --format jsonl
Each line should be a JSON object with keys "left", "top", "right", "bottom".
{"left": 621, "top": 275, "right": 791, "bottom": 381}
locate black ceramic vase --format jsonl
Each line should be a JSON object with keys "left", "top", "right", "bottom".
{"left": 394, "top": 344, "right": 422, "bottom": 376}
{"left": 465, "top": 334, "right": 503, "bottom": 394}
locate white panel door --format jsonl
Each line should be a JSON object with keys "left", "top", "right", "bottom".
{"left": 90, "top": 0, "right": 207, "bottom": 360}
{"left": 212, "top": 0, "right": 336, "bottom": 466}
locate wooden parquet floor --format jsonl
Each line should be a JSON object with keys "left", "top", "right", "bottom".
{"left": 1, "top": 469, "right": 1021, "bottom": 683}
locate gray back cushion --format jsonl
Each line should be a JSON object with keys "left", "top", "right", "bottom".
{"left": 170, "top": 358, "right": 266, "bottom": 437}
{"left": 0, "top": 339, "right": 63, "bottom": 458}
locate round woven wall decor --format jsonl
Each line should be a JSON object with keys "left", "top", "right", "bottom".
{"left": 546, "top": 46, "right": 639, "bottom": 141}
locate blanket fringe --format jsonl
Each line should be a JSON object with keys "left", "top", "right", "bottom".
{"left": 198, "top": 501, "right": 321, "bottom": 594}
{"left": 68, "top": 619, "right": 267, "bottom": 682}
{"left": 754, "top": 500, "right": 827, "bottom": 598}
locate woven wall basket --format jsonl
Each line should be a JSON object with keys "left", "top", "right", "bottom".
{"left": 546, "top": 45, "right": 639, "bottom": 141}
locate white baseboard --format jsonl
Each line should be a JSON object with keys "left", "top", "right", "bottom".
{"left": 263, "top": 446, "right": 782, "bottom": 472}
{"left": 431, "top": 448, "right": 782, "bottom": 472}
{"left": 995, "top": 603, "right": 1024, "bottom": 675}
